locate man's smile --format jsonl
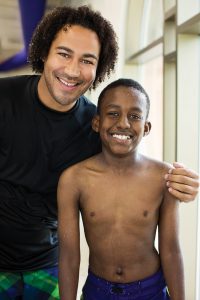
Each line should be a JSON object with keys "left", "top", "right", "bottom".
{"left": 56, "top": 76, "right": 83, "bottom": 88}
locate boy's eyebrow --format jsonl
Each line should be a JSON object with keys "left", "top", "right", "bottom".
{"left": 56, "top": 46, "right": 99, "bottom": 60}
{"left": 105, "top": 103, "right": 143, "bottom": 113}
{"left": 105, "top": 104, "right": 120, "bottom": 108}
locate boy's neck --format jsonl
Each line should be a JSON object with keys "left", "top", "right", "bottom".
{"left": 100, "top": 150, "right": 141, "bottom": 173}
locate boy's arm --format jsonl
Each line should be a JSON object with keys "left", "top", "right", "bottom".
{"left": 57, "top": 168, "right": 80, "bottom": 300}
{"left": 158, "top": 188, "right": 185, "bottom": 300}
{"left": 165, "top": 162, "right": 199, "bottom": 202}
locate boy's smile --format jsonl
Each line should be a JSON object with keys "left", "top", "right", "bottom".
{"left": 109, "top": 130, "right": 134, "bottom": 147}
{"left": 112, "top": 133, "right": 132, "bottom": 142}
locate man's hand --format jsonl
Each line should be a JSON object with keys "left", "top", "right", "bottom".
{"left": 165, "top": 162, "right": 199, "bottom": 202}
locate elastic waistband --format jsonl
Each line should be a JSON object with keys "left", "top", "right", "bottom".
{"left": 86, "top": 269, "right": 166, "bottom": 294}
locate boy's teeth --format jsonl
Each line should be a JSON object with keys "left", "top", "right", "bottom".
{"left": 112, "top": 134, "right": 130, "bottom": 140}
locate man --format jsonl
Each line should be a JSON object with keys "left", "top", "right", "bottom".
{"left": 0, "top": 5, "right": 198, "bottom": 300}
{"left": 58, "top": 78, "right": 184, "bottom": 300}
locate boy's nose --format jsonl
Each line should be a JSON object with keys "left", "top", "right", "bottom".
{"left": 117, "top": 116, "right": 131, "bottom": 128}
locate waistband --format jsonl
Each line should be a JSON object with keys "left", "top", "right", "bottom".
{"left": 86, "top": 269, "right": 166, "bottom": 295}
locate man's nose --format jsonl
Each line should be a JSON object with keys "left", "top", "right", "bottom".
{"left": 64, "top": 59, "right": 80, "bottom": 77}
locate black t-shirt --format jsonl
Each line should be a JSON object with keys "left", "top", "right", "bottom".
{"left": 0, "top": 75, "right": 101, "bottom": 271}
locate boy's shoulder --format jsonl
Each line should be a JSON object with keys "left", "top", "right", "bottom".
{"left": 140, "top": 154, "right": 172, "bottom": 175}
{"left": 60, "top": 154, "right": 100, "bottom": 181}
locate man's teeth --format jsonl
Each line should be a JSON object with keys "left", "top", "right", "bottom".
{"left": 59, "top": 78, "right": 76, "bottom": 86}
{"left": 112, "top": 134, "right": 131, "bottom": 140}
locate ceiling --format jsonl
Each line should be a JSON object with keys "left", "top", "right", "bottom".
{"left": 0, "top": 0, "right": 88, "bottom": 63}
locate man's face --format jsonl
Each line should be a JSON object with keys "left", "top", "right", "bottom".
{"left": 38, "top": 25, "right": 100, "bottom": 112}
{"left": 93, "top": 86, "right": 151, "bottom": 157}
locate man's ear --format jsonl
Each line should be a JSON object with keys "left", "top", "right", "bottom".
{"left": 92, "top": 115, "right": 100, "bottom": 133}
{"left": 143, "top": 121, "right": 151, "bottom": 136}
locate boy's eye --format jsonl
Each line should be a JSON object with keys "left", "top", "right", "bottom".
{"left": 129, "top": 114, "right": 143, "bottom": 120}
{"left": 107, "top": 111, "right": 119, "bottom": 117}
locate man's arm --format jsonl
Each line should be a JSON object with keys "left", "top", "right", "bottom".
{"left": 165, "top": 162, "right": 199, "bottom": 202}
{"left": 57, "top": 167, "right": 80, "bottom": 300}
{"left": 159, "top": 189, "right": 185, "bottom": 300}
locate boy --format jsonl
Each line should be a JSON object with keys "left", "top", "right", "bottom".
{"left": 58, "top": 78, "right": 184, "bottom": 299}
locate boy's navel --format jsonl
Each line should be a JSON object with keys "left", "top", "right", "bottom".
{"left": 143, "top": 210, "right": 148, "bottom": 217}
{"left": 116, "top": 267, "right": 123, "bottom": 276}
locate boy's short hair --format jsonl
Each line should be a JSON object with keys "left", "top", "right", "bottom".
{"left": 28, "top": 5, "right": 118, "bottom": 89}
{"left": 97, "top": 78, "right": 150, "bottom": 119}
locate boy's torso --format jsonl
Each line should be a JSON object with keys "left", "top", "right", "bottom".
{"left": 76, "top": 154, "right": 169, "bottom": 283}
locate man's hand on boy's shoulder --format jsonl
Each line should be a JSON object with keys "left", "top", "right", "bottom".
{"left": 164, "top": 162, "right": 199, "bottom": 202}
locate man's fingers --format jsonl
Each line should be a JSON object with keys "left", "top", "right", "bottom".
{"left": 169, "top": 163, "right": 199, "bottom": 178}
{"left": 165, "top": 173, "right": 199, "bottom": 187}
{"left": 168, "top": 187, "right": 197, "bottom": 203}
{"left": 165, "top": 163, "right": 199, "bottom": 201}
{"left": 172, "top": 162, "right": 185, "bottom": 168}
{"left": 167, "top": 180, "right": 198, "bottom": 194}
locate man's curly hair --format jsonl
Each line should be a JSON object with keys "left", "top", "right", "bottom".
{"left": 28, "top": 5, "right": 118, "bottom": 89}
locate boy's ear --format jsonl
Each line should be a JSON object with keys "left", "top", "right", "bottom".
{"left": 92, "top": 115, "right": 100, "bottom": 133}
{"left": 143, "top": 121, "right": 151, "bottom": 136}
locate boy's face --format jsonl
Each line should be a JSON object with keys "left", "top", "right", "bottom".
{"left": 38, "top": 25, "right": 100, "bottom": 112}
{"left": 92, "top": 86, "right": 151, "bottom": 157}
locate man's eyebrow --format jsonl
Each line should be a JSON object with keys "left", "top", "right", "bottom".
{"left": 83, "top": 53, "right": 99, "bottom": 61}
{"left": 56, "top": 46, "right": 73, "bottom": 53}
{"left": 56, "top": 46, "right": 98, "bottom": 60}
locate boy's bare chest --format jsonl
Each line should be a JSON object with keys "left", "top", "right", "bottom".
{"left": 80, "top": 172, "right": 164, "bottom": 225}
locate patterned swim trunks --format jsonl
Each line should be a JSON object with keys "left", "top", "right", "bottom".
{"left": 0, "top": 267, "right": 59, "bottom": 300}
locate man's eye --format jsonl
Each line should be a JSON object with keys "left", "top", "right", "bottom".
{"left": 58, "top": 52, "right": 69, "bottom": 58}
{"left": 81, "top": 59, "right": 93, "bottom": 65}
